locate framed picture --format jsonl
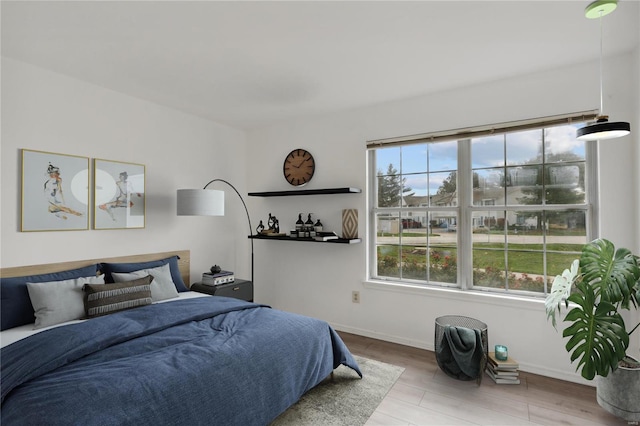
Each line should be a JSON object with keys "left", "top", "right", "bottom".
{"left": 21, "top": 149, "right": 90, "bottom": 232}
{"left": 93, "top": 159, "right": 145, "bottom": 230}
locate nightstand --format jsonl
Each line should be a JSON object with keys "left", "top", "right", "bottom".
{"left": 190, "top": 279, "right": 253, "bottom": 302}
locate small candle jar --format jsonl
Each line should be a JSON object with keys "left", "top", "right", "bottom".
{"left": 495, "top": 345, "right": 508, "bottom": 361}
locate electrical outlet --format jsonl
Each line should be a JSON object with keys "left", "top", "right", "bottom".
{"left": 352, "top": 291, "right": 360, "bottom": 303}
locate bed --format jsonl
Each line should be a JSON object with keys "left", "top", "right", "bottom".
{"left": 0, "top": 250, "right": 361, "bottom": 425}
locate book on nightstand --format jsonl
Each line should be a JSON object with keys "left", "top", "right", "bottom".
{"left": 201, "top": 271, "right": 234, "bottom": 286}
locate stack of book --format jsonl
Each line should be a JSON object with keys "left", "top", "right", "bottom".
{"left": 315, "top": 231, "right": 339, "bottom": 242}
{"left": 201, "top": 270, "right": 234, "bottom": 286}
{"left": 486, "top": 352, "right": 520, "bottom": 384}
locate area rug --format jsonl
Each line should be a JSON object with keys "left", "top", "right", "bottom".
{"left": 271, "top": 355, "right": 405, "bottom": 426}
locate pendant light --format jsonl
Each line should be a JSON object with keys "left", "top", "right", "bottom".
{"left": 576, "top": 0, "right": 631, "bottom": 141}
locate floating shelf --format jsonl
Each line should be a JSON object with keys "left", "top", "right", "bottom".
{"left": 248, "top": 235, "right": 361, "bottom": 244}
{"left": 248, "top": 187, "right": 361, "bottom": 197}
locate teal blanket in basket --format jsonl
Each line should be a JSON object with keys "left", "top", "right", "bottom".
{"left": 437, "top": 325, "right": 485, "bottom": 382}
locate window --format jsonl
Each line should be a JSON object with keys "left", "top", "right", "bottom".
{"left": 367, "top": 112, "right": 598, "bottom": 296}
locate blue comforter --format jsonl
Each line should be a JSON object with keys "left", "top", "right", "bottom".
{"left": 1, "top": 297, "right": 361, "bottom": 425}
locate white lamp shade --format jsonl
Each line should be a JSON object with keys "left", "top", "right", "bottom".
{"left": 177, "top": 189, "right": 224, "bottom": 216}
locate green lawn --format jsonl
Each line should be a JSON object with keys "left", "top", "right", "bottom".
{"left": 377, "top": 242, "right": 582, "bottom": 276}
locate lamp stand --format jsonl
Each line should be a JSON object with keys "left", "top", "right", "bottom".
{"left": 203, "top": 179, "right": 254, "bottom": 285}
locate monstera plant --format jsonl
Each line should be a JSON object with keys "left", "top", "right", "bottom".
{"left": 545, "top": 238, "right": 640, "bottom": 380}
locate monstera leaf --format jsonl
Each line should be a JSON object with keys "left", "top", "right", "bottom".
{"left": 563, "top": 281, "right": 629, "bottom": 380}
{"left": 580, "top": 238, "right": 640, "bottom": 308}
{"left": 545, "top": 259, "right": 579, "bottom": 328}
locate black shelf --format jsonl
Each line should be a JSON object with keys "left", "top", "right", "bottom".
{"left": 248, "top": 187, "right": 361, "bottom": 197}
{"left": 248, "top": 235, "right": 361, "bottom": 244}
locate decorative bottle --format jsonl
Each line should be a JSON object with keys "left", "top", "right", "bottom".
{"left": 296, "top": 214, "right": 304, "bottom": 238}
{"left": 305, "top": 214, "right": 314, "bottom": 238}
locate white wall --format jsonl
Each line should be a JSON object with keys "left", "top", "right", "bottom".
{"left": 246, "top": 52, "right": 639, "bottom": 384}
{"left": 632, "top": 44, "right": 640, "bottom": 361}
{"left": 0, "top": 58, "right": 252, "bottom": 283}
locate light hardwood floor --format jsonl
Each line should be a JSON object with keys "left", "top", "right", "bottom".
{"left": 338, "top": 332, "right": 629, "bottom": 426}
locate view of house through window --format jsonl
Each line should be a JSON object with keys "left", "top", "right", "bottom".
{"left": 368, "top": 116, "right": 595, "bottom": 296}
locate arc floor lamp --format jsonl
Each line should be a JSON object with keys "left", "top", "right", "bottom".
{"left": 177, "top": 179, "right": 254, "bottom": 285}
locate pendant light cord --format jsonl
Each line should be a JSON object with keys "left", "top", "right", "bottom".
{"left": 599, "top": 9, "right": 604, "bottom": 114}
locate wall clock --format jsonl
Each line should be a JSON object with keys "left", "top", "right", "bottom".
{"left": 283, "top": 149, "right": 315, "bottom": 186}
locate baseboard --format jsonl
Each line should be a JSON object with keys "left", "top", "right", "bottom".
{"left": 516, "top": 362, "right": 593, "bottom": 386}
{"left": 332, "top": 323, "right": 432, "bottom": 351}
{"left": 331, "top": 322, "right": 593, "bottom": 387}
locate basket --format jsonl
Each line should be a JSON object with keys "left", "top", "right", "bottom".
{"left": 434, "top": 315, "right": 488, "bottom": 381}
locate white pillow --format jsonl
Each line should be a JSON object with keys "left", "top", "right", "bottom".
{"left": 111, "top": 263, "right": 179, "bottom": 302}
{"left": 27, "top": 275, "right": 106, "bottom": 329}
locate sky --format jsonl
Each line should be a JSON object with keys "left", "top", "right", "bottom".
{"left": 375, "top": 123, "right": 586, "bottom": 197}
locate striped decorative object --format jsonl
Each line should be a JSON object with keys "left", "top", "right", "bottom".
{"left": 342, "top": 209, "right": 358, "bottom": 239}
{"left": 83, "top": 275, "right": 153, "bottom": 318}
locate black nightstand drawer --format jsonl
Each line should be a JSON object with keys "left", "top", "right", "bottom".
{"left": 191, "top": 280, "right": 253, "bottom": 302}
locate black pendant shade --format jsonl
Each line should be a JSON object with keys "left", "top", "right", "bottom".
{"left": 576, "top": 116, "right": 631, "bottom": 141}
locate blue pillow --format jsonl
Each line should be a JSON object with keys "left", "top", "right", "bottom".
{"left": 100, "top": 256, "right": 188, "bottom": 293}
{"left": 1, "top": 264, "right": 100, "bottom": 331}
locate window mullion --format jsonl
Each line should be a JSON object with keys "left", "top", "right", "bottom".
{"left": 458, "top": 139, "right": 472, "bottom": 290}
{"left": 586, "top": 140, "right": 599, "bottom": 239}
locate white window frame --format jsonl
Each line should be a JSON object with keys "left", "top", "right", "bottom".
{"left": 366, "top": 111, "right": 600, "bottom": 297}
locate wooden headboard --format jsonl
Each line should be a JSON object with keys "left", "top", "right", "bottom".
{"left": 0, "top": 250, "right": 191, "bottom": 286}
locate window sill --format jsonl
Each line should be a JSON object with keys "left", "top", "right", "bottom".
{"left": 363, "top": 279, "right": 546, "bottom": 312}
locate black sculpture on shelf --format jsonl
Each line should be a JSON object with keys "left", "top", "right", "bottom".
{"left": 261, "top": 213, "right": 279, "bottom": 234}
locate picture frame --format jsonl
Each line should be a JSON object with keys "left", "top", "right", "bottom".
{"left": 21, "top": 149, "right": 90, "bottom": 232}
{"left": 93, "top": 159, "right": 145, "bottom": 230}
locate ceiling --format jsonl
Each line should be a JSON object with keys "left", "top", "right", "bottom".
{"left": 2, "top": 1, "right": 639, "bottom": 130}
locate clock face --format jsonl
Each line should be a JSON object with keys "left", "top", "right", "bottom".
{"left": 283, "top": 149, "right": 315, "bottom": 186}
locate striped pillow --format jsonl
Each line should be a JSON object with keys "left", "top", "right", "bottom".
{"left": 83, "top": 275, "right": 153, "bottom": 318}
